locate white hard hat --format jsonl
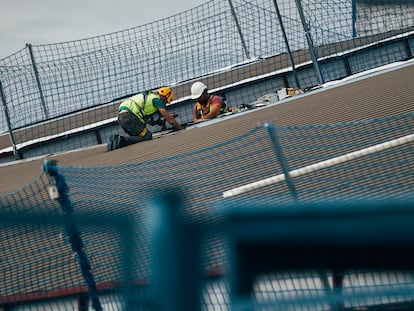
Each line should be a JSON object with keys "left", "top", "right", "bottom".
{"left": 190, "top": 82, "right": 207, "bottom": 99}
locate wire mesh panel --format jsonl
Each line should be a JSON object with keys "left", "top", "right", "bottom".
{"left": 222, "top": 113, "right": 414, "bottom": 203}
{"left": 0, "top": 173, "right": 137, "bottom": 311}
{"left": 302, "top": 0, "right": 414, "bottom": 80}
{"left": 1, "top": 0, "right": 413, "bottom": 160}
{"left": 217, "top": 199, "right": 414, "bottom": 310}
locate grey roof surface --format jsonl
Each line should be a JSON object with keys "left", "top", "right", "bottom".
{"left": 0, "top": 61, "right": 413, "bottom": 300}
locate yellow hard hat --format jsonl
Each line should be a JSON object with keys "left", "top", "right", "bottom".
{"left": 157, "top": 87, "right": 174, "bottom": 104}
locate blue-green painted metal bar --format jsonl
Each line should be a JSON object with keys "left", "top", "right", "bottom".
{"left": 272, "top": 0, "right": 301, "bottom": 89}
{"left": 295, "top": 0, "right": 324, "bottom": 85}
{"left": 150, "top": 187, "right": 202, "bottom": 311}
{"left": 0, "top": 79, "right": 21, "bottom": 159}
{"left": 352, "top": 0, "right": 357, "bottom": 38}
{"left": 227, "top": 0, "right": 250, "bottom": 59}
{"left": 27, "top": 44, "right": 49, "bottom": 119}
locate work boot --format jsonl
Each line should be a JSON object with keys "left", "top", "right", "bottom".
{"left": 107, "top": 136, "right": 114, "bottom": 152}
{"left": 107, "top": 134, "right": 121, "bottom": 151}
{"left": 113, "top": 134, "right": 123, "bottom": 149}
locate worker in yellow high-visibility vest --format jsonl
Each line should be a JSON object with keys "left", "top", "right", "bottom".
{"left": 107, "top": 87, "right": 184, "bottom": 151}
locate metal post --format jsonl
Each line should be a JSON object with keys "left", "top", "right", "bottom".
{"left": 352, "top": 0, "right": 357, "bottom": 38}
{"left": 227, "top": 0, "right": 251, "bottom": 59}
{"left": 272, "top": 0, "right": 301, "bottom": 89}
{"left": 0, "top": 79, "right": 21, "bottom": 159}
{"left": 264, "top": 122, "right": 298, "bottom": 201}
{"left": 150, "top": 188, "right": 201, "bottom": 311}
{"left": 295, "top": 0, "right": 324, "bottom": 85}
{"left": 26, "top": 44, "right": 49, "bottom": 119}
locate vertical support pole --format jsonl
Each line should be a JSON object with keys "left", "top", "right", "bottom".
{"left": 227, "top": 0, "right": 251, "bottom": 59}
{"left": 405, "top": 37, "right": 413, "bottom": 59}
{"left": 150, "top": 187, "right": 201, "bottom": 311}
{"left": 0, "top": 79, "right": 21, "bottom": 159}
{"left": 26, "top": 44, "right": 49, "bottom": 119}
{"left": 332, "top": 271, "right": 345, "bottom": 310}
{"left": 117, "top": 212, "right": 137, "bottom": 311}
{"left": 352, "top": 0, "right": 357, "bottom": 38}
{"left": 264, "top": 122, "right": 298, "bottom": 201}
{"left": 295, "top": 0, "right": 324, "bottom": 85}
{"left": 272, "top": 0, "right": 301, "bottom": 89}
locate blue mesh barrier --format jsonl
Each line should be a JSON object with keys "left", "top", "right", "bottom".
{"left": 1, "top": 112, "right": 413, "bottom": 310}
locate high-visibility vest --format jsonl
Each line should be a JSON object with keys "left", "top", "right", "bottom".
{"left": 195, "top": 95, "right": 227, "bottom": 117}
{"left": 119, "top": 92, "right": 159, "bottom": 123}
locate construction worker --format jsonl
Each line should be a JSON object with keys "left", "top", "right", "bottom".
{"left": 190, "top": 82, "right": 228, "bottom": 122}
{"left": 107, "top": 87, "right": 184, "bottom": 151}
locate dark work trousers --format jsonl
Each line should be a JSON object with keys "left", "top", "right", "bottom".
{"left": 118, "top": 111, "right": 153, "bottom": 147}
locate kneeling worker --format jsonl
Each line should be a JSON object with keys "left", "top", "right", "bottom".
{"left": 191, "top": 82, "right": 228, "bottom": 122}
{"left": 107, "top": 87, "right": 185, "bottom": 151}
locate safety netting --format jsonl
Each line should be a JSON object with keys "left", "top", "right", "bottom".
{"left": 1, "top": 112, "right": 413, "bottom": 310}
{"left": 1, "top": 0, "right": 413, "bottom": 160}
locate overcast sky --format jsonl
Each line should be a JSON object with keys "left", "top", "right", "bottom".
{"left": 0, "top": 0, "right": 207, "bottom": 59}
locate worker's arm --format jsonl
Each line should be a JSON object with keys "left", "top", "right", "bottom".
{"left": 158, "top": 108, "right": 184, "bottom": 130}
{"left": 200, "top": 96, "right": 223, "bottom": 120}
